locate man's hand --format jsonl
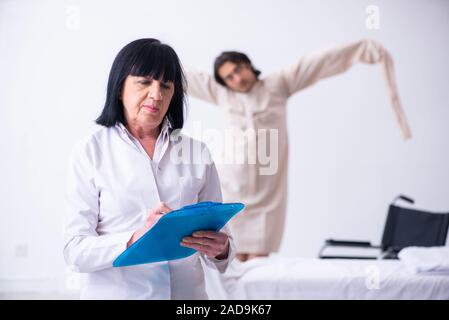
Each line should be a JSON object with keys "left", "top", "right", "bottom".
{"left": 181, "top": 231, "right": 230, "bottom": 260}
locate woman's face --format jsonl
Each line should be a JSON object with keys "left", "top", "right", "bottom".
{"left": 121, "top": 75, "right": 174, "bottom": 130}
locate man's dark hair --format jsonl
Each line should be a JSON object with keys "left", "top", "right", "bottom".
{"left": 96, "top": 38, "right": 186, "bottom": 130}
{"left": 213, "top": 51, "right": 261, "bottom": 86}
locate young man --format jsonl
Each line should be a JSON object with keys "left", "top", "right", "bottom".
{"left": 186, "top": 39, "right": 411, "bottom": 262}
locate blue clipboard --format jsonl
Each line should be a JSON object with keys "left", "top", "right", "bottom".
{"left": 113, "top": 201, "right": 244, "bottom": 267}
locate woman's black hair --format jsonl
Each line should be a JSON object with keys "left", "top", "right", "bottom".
{"left": 96, "top": 38, "right": 186, "bottom": 130}
{"left": 213, "top": 51, "right": 261, "bottom": 86}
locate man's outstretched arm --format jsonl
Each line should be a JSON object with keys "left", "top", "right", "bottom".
{"left": 185, "top": 68, "right": 229, "bottom": 106}
{"left": 280, "top": 39, "right": 411, "bottom": 139}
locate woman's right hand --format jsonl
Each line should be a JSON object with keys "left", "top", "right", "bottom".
{"left": 127, "top": 202, "right": 172, "bottom": 247}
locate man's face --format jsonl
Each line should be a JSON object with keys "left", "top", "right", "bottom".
{"left": 218, "top": 62, "right": 257, "bottom": 93}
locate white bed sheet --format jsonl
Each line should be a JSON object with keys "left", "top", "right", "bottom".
{"left": 204, "top": 256, "right": 449, "bottom": 300}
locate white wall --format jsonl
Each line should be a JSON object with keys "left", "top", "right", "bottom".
{"left": 1, "top": 0, "right": 448, "bottom": 295}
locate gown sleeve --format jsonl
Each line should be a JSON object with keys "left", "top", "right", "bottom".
{"left": 280, "top": 39, "right": 411, "bottom": 139}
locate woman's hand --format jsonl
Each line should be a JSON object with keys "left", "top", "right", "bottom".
{"left": 181, "top": 231, "right": 230, "bottom": 260}
{"left": 127, "top": 202, "right": 172, "bottom": 247}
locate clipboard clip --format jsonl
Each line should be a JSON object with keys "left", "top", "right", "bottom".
{"left": 181, "top": 202, "right": 220, "bottom": 210}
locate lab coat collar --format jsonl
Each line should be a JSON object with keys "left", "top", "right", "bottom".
{"left": 115, "top": 118, "right": 171, "bottom": 162}
{"left": 115, "top": 117, "right": 171, "bottom": 143}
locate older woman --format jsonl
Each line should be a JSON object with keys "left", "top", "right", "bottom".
{"left": 63, "top": 38, "right": 235, "bottom": 299}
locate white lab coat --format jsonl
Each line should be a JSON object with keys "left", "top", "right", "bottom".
{"left": 63, "top": 119, "right": 236, "bottom": 299}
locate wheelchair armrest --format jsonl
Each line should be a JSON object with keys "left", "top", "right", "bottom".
{"left": 324, "top": 239, "right": 379, "bottom": 248}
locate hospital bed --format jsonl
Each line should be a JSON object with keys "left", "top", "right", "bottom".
{"left": 204, "top": 256, "right": 449, "bottom": 300}
{"left": 205, "top": 196, "right": 449, "bottom": 300}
